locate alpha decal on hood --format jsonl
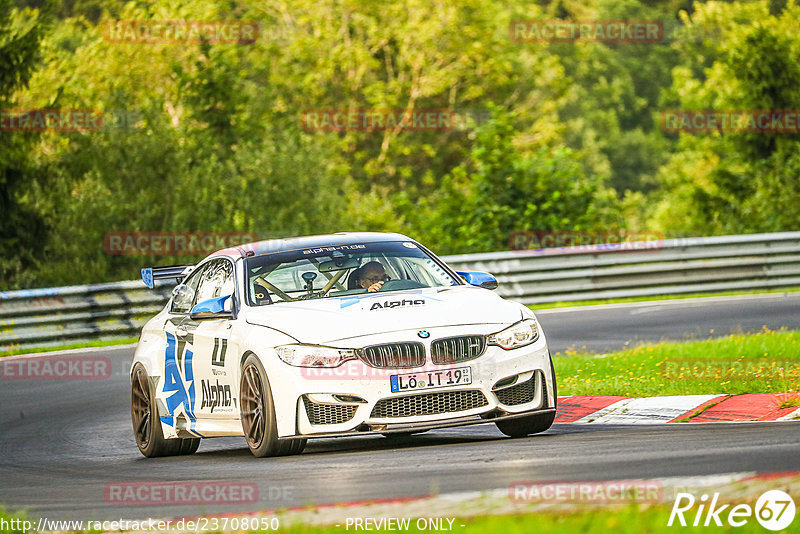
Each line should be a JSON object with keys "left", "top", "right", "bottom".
{"left": 370, "top": 298, "right": 425, "bottom": 310}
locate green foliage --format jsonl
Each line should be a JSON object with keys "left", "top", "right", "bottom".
{"left": 0, "top": 0, "right": 47, "bottom": 288}
{"left": 406, "top": 107, "right": 622, "bottom": 253}
{"left": 650, "top": 0, "right": 800, "bottom": 235}
{"left": 2, "top": 0, "right": 800, "bottom": 288}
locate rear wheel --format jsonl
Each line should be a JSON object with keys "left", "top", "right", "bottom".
{"left": 240, "top": 355, "right": 305, "bottom": 457}
{"left": 495, "top": 358, "right": 558, "bottom": 438}
{"left": 131, "top": 364, "right": 200, "bottom": 457}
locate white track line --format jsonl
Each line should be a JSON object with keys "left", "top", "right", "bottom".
{"left": 575, "top": 395, "right": 722, "bottom": 424}
{"left": 536, "top": 292, "right": 800, "bottom": 314}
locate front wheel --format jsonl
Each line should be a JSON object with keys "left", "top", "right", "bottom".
{"left": 131, "top": 364, "right": 200, "bottom": 457}
{"left": 495, "top": 410, "right": 556, "bottom": 438}
{"left": 495, "top": 359, "right": 558, "bottom": 438}
{"left": 240, "top": 355, "right": 305, "bottom": 457}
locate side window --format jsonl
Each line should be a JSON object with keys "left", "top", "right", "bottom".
{"left": 193, "top": 259, "right": 235, "bottom": 307}
{"left": 170, "top": 265, "right": 206, "bottom": 314}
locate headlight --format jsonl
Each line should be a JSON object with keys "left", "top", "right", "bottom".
{"left": 275, "top": 344, "right": 357, "bottom": 367}
{"left": 487, "top": 319, "right": 539, "bottom": 350}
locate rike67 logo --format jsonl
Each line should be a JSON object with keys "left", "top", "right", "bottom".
{"left": 669, "top": 490, "right": 796, "bottom": 531}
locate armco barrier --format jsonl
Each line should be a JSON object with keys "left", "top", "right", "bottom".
{"left": 2, "top": 232, "right": 799, "bottom": 351}
{"left": 0, "top": 281, "right": 172, "bottom": 351}
{"left": 443, "top": 232, "right": 800, "bottom": 305}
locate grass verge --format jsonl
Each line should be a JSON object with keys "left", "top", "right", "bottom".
{"left": 0, "top": 505, "right": 775, "bottom": 534}
{"left": 528, "top": 287, "right": 800, "bottom": 310}
{"left": 554, "top": 327, "right": 800, "bottom": 396}
{"left": 0, "top": 337, "right": 138, "bottom": 357}
{"left": 280, "top": 506, "right": 774, "bottom": 534}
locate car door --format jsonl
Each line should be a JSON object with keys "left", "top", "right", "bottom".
{"left": 158, "top": 263, "right": 207, "bottom": 437}
{"left": 180, "top": 258, "right": 239, "bottom": 419}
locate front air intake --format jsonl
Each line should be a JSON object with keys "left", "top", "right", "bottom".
{"left": 302, "top": 397, "right": 358, "bottom": 425}
{"left": 370, "top": 389, "right": 488, "bottom": 418}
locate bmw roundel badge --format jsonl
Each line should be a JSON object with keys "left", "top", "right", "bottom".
{"left": 417, "top": 330, "right": 430, "bottom": 339}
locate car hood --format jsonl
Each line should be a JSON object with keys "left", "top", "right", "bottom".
{"left": 244, "top": 286, "right": 524, "bottom": 345}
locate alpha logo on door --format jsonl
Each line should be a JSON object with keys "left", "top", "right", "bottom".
{"left": 201, "top": 379, "right": 236, "bottom": 413}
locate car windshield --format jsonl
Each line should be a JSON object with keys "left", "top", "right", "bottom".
{"left": 244, "top": 241, "right": 460, "bottom": 306}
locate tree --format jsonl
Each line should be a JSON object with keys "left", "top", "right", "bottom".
{"left": 405, "top": 107, "right": 622, "bottom": 254}
{"left": 0, "top": 0, "right": 46, "bottom": 288}
{"left": 649, "top": 0, "right": 800, "bottom": 235}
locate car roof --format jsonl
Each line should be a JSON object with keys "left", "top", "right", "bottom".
{"left": 207, "top": 231, "right": 414, "bottom": 260}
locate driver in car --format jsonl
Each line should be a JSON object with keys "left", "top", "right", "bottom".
{"left": 358, "top": 261, "right": 390, "bottom": 293}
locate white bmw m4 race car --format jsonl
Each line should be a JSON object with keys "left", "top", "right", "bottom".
{"left": 131, "top": 232, "right": 557, "bottom": 457}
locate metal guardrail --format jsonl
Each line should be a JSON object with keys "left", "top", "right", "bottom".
{"left": 0, "top": 282, "right": 172, "bottom": 352}
{"left": 2, "top": 232, "right": 799, "bottom": 351}
{"left": 443, "top": 232, "right": 800, "bottom": 305}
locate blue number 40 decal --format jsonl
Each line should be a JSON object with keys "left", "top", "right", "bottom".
{"left": 162, "top": 332, "right": 197, "bottom": 426}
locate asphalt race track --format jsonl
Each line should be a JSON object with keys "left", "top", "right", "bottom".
{"left": 1, "top": 293, "right": 798, "bottom": 521}
{"left": 537, "top": 292, "right": 800, "bottom": 354}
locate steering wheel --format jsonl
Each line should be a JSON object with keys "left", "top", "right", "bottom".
{"left": 377, "top": 279, "right": 426, "bottom": 291}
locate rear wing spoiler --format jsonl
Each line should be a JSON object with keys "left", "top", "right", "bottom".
{"left": 141, "top": 265, "right": 194, "bottom": 289}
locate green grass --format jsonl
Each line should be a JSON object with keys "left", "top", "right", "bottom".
{"left": 279, "top": 505, "right": 772, "bottom": 534}
{"left": 0, "top": 505, "right": 776, "bottom": 534}
{"left": 554, "top": 327, "right": 800, "bottom": 396}
{"left": 528, "top": 287, "right": 800, "bottom": 310}
{"left": 0, "top": 337, "right": 138, "bottom": 357}
{"left": 779, "top": 397, "right": 800, "bottom": 409}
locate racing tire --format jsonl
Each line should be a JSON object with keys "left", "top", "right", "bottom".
{"left": 240, "top": 355, "right": 284, "bottom": 457}
{"left": 178, "top": 437, "right": 201, "bottom": 455}
{"left": 275, "top": 437, "right": 307, "bottom": 456}
{"left": 131, "top": 364, "right": 196, "bottom": 457}
{"left": 495, "top": 357, "right": 558, "bottom": 438}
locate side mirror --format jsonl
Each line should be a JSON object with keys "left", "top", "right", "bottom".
{"left": 190, "top": 295, "right": 234, "bottom": 320}
{"left": 456, "top": 271, "right": 499, "bottom": 290}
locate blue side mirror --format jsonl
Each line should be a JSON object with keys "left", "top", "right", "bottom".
{"left": 456, "top": 271, "right": 499, "bottom": 290}
{"left": 190, "top": 295, "right": 233, "bottom": 320}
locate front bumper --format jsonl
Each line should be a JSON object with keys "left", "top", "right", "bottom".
{"left": 263, "top": 324, "right": 555, "bottom": 438}
{"left": 282, "top": 408, "right": 557, "bottom": 440}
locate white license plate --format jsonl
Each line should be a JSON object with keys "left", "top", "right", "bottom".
{"left": 390, "top": 367, "right": 472, "bottom": 392}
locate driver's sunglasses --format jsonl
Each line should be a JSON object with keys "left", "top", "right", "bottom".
{"left": 364, "top": 275, "right": 391, "bottom": 284}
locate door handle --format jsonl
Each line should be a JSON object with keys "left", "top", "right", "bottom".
{"left": 175, "top": 328, "right": 188, "bottom": 337}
